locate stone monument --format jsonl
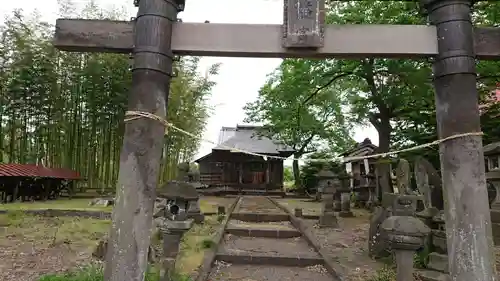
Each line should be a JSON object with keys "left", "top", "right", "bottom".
{"left": 338, "top": 173, "right": 353, "bottom": 217}
{"left": 317, "top": 169, "right": 339, "bottom": 228}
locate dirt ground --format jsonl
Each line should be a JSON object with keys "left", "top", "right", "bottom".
{"left": 0, "top": 212, "right": 106, "bottom": 281}
{"left": 277, "top": 199, "right": 385, "bottom": 280}
{"left": 0, "top": 196, "right": 233, "bottom": 281}
{"left": 0, "top": 196, "right": 235, "bottom": 214}
{"left": 277, "top": 198, "right": 321, "bottom": 215}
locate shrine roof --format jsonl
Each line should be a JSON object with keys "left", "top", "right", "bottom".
{"left": 213, "top": 125, "right": 295, "bottom": 155}
{"left": 194, "top": 125, "right": 295, "bottom": 162}
{"left": 340, "top": 138, "right": 378, "bottom": 158}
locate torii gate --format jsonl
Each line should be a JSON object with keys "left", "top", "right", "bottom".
{"left": 53, "top": 0, "right": 498, "bottom": 281}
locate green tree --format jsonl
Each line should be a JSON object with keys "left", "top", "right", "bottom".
{"left": 244, "top": 59, "right": 354, "bottom": 189}
{"left": 283, "top": 166, "right": 294, "bottom": 183}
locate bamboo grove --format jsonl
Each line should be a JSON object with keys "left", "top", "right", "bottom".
{"left": 0, "top": 7, "right": 219, "bottom": 193}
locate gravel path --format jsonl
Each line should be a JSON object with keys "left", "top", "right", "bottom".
{"left": 235, "top": 196, "right": 285, "bottom": 214}
{"left": 208, "top": 264, "right": 332, "bottom": 281}
{"left": 227, "top": 219, "right": 295, "bottom": 230}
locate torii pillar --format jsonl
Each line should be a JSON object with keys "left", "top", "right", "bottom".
{"left": 421, "top": 1, "right": 496, "bottom": 280}
{"left": 103, "top": 0, "right": 184, "bottom": 281}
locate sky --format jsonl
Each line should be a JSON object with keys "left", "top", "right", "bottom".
{"left": 0, "top": 0, "right": 379, "bottom": 164}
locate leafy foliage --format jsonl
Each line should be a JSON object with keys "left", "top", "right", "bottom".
{"left": 244, "top": 58, "right": 355, "bottom": 187}
{"left": 299, "top": 151, "right": 344, "bottom": 193}
{"left": 246, "top": 0, "right": 500, "bottom": 176}
{"left": 0, "top": 3, "right": 219, "bottom": 191}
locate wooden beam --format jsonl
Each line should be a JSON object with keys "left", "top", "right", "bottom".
{"left": 54, "top": 19, "right": 500, "bottom": 59}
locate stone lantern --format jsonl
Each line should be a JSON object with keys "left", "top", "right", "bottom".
{"left": 156, "top": 180, "right": 203, "bottom": 223}
{"left": 155, "top": 162, "right": 204, "bottom": 223}
{"left": 154, "top": 197, "right": 194, "bottom": 281}
{"left": 337, "top": 172, "right": 353, "bottom": 217}
{"left": 381, "top": 195, "right": 430, "bottom": 281}
{"left": 316, "top": 169, "right": 339, "bottom": 228}
{"left": 484, "top": 142, "right": 500, "bottom": 209}
{"left": 316, "top": 169, "right": 337, "bottom": 198}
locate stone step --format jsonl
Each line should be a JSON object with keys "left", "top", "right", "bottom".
{"left": 427, "top": 252, "right": 449, "bottom": 273}
{"left": 231, "top": 213, "right": 289, "bottom": 222}
{"left": 215, "top": 253, "right": 324, "bottom": 267}
{"left": 225, "top": 227, "right": 301, "bottom": 238}
{"left": 417, "top": 269, "right": 450, "bottom": 281}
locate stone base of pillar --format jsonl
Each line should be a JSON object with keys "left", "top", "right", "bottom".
{"left": 319, "top": 212, "right": 338, "bottom": 228}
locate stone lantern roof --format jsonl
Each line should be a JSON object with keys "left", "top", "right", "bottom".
{"left": 484, "top": 141, "right": 500, "bottom": 157}
{"left": 157, "top": 180, "right": 199, "bottom": 201}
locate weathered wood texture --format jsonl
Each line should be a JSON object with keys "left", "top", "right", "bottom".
{"left": 423, "top": 0, "right": 497, "bottom": 280}
{"left": 197, "top": 151, "right": 284, "bottom": 189}
{"left": 103, "top": 0, "right": 179, "bottom": 280}
{"left": 54, "top": 19, "right": 500, "bottom": 59}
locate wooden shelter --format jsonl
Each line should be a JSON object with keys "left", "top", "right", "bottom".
{"left": 0, "top": 164, "right": 82, "bottom": 203}
{"left": 195, "top": 125, "right": 294, "bottom": 191}
{"left": 340, "top": 138, "right": 381, "bottom": 208}
{"left": 341, "top": 138, "right": 378, "bottom": 181}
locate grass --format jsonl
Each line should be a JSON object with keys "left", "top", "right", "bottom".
{"left": 0, "top": 196, "right": 235, "bottom": 214}
{"left": 1, "top": 211, "right": 111, "bottom": 248}
{"left": 36, "top": 264, "right": 186, "bottom": 281}
{"left": 175, "top": 215, "right": 221, "bottom": 275}
{"left": 366, "top": 266, "right": 396, "bottom": 281}
{"left": 1, "top": 211, "right": 225, "bottom": 280}
{"left": 198, "top": 197, "right": 235, "bottom": 213}
{"left": 0, "top": 198, "right": 113, "bottom": 212}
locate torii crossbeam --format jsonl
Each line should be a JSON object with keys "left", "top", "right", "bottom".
{"left": 54, "top": 19, "right": 500, "bottom": 59}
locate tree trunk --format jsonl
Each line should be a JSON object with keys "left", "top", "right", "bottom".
{"left": 371, "top": 113, "right": 393, "bottom": 196}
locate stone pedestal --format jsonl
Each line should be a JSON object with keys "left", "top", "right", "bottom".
{"left": 319, "top": 193, "right": 338, "bottom": 228}
{"left": 333, "top": 191, "right": 341, "bottom": 212}
{"left": 381, "top": 215, "right": 430, "bottom": 281}
{"left": 187, "top": 199, "right": 204, "bottom": 223}
{"left": 159, "top": 220, "right": 193, "bottom": 281}
{"left": 217, "top": 205, "right": 226, "bottom": 215}
{"left": 339, "top": 191, "right": 354, "bottom": 217}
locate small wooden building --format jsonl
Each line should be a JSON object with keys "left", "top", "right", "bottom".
{"left": 340, "top": 138, "right": 379, "bottom": 207}
{"left": 195, "top": 125, "right": 295, "bottom": 191}
{"left": 341, "top": 138, "right": 378, "bottom": 180}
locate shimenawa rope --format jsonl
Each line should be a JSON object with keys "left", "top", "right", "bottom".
{"left": 124, "top": 111, "right": 483, "bottom": 163}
